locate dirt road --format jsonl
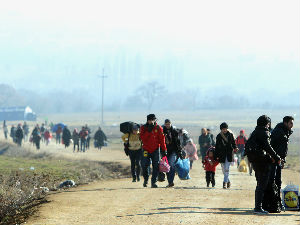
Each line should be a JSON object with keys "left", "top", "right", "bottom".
{"left": 25, "top": 146, "right": 299, "bottom": 225}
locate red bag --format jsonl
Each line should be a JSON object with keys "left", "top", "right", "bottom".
{"left": 159, "top": 156, "right": 170, "bottom": 173}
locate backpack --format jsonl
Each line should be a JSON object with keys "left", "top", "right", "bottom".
{"left": 244, "top": 132, "right": 259, "bottom": 163}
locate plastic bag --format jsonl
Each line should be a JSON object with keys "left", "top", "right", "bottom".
{"left": 175, "top": 158, "right": 190, "bottom": 179}
{"left": 282, "top": 184, "right": 299, "bottom": 210}
{"left": 238, "top": 159, "right": 248, "bottom": 173}
{"left": 159, "top": 156, "right": 170, "bottom": 173}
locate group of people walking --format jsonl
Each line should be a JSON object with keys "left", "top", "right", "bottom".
{"left": 2, "top": 121, "right": 107, "bottom": 152}
{"left": 121, "top": 113, "right": 294, "bottom": 215}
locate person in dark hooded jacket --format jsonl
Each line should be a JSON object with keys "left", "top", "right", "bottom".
{"left": 15, "top": 124, "right": 24, "bottom": 146}
{"left": 270, "top": 116, "right": 294, "bottom": 192}
{"left": 94, "top": 127, "right": 107, "bottom": 150}
{"left": 62, "top": 126, "right": 71, "bottom": 148}
{"left": 163, "top": 119, "right": 183, "bottom": 188}
{"left": 247, "top": 115, "right": 282, "bottom": 215}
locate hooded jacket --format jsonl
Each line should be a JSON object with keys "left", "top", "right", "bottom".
{"left": 203, "top": 150, "right": 219, "bottom": 172}
{"left": 271, "top": 122, "right": 293, "bottom": 161}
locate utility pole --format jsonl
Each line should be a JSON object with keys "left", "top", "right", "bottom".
{"left": 99, "top": 68, "right": 108, "bottom": 124}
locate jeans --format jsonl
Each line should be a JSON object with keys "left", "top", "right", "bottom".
{"left": 221, "top": 158, "right": 231, "bottom": 183}
{"left": 56, "top": 134, "right": 61, "bottom": 144}
{"left": 81, "top": 139, "right": 86, "bottom": 152}
{"left": 142, "top": 150, "right": 159, "bottom": 185}
{"left": 166, "top": 152, "right": 177, "bottom": 184}
{"left": 129, "top": 149, "right": 142, "bottom": 179}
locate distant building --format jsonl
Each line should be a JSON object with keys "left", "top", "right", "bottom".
{"left": 0, "top": 106, "right": 37, "bottom": 121}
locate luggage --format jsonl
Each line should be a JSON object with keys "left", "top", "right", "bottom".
{"left": 175, "top": 158, "right": 190, "bottom": 180}
{"left": 159, "top": 156, "right": 170, "bottom": 173}
{"left": 120, "top": 121, "right": 140, "bottom": 134}
{"left": 282, "top": 184, "right": 299, "bottom": 211}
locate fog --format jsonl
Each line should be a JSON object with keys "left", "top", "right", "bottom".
{"left": 0, "top": 0, "right": 299, "bottom": 113}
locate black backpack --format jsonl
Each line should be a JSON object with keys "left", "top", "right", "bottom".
{"left": 244, "top": 131, "right": 259, "bottom": 163}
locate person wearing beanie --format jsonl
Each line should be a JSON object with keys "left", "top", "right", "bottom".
{"left": 140, "top": 114, "right": 167, "bottom": 188}
{"left": 215, "top": 122, "right": 238, "bottom": 189}
{"left": 245, "top": 115, "right": 281, "bottom": 214}
{"left": 235, "top": 129, "right": 248, "bottom": 168}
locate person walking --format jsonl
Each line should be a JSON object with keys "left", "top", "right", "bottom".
{"left": 15, "top": 124, "right": 24, "bottom": 146}
{"left": 245, "top": 115, "right": 281, "bottom": 214}
{"left": 203, "top": 147, "right": 219, "bottom": 187}
{"left": 163, "top": 119, "right": 183, "bottom": 188}
{"left": 32, "top": 125, "right": 41, "bottom": 150}
{"left": 62, "top": 126, "right": 71, "bottom": 148}
{"left": 72, "top": 128, "right": 80, "bottom": 152}
{"left": 10, "top": 125, "right": 16, "bottom": 143}
{"left": 79, "top": 126, "right": 88, "bottom": 152}
{"left": 215, "top": 122, "right": 238, "bottom": 189}
{"left": 22, "top": 122, "right": 29, "bottom": 142}
{"left": 94, "top": 127, "right": 107, "bottom": 150}
{"left": 3, "top": 120, "right": 8, "bottom": 140}
{"left": 235, "top": 130, "right": 248, "bottom": 167}
{"left": 198, "top": 128, "right": 212, "bottom": 161}
{"left": 183, "top": 139, "right": 198, "bottom": 169}
{"left": 207, "top": 129, "right": 216, "bottom": 146}
{"left": 56, "top": 125, "right": 62, "bottom": 144}
{"left": 140, "top": 114, "right": 167, "bottom": 188}
{"left": 44, "top": 129, "right": 52, "bottom": 146}
{"left": 122, "top": 124, "right": 142, "bottom": 182}
{"left": 85, "top": 124, "right": 92, "bottom": 150}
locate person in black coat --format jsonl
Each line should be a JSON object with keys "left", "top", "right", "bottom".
{"left": 270, "top": 116, "right": 294, "bottom": 191}
{"left": 247, "top": 115, "right": 281, "bottom": 214}
{"left": 62, "top": 126, "right": 71, "bottom": 148}
{"left": 15, "top": 124, "right": 24, "bottom": 146}
{"left": 32, "top": 125, "right": 41, "bottom": 150}
{"left": 163, "top": 119, "right": 183, "bottom": 188}
{"left": 94, "top": 127, "right": 107, "bottom": 150}
{"left": 215, "top": 122, "right": 238, "bottom": 189}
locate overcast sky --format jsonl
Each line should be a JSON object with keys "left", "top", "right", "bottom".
{"left": 0, "top": 0, "right": 299, "bottom": 105}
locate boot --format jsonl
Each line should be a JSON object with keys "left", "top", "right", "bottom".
{"left": 143, "top": 181, "right": 148, "bottom": 187}
{"left": 223, "top": 182, "right": 227, "bottom": 189}
{"left": 207, "top": 182, "right": 210, "bottom": 187}
{"left": 254, "top": 190, "right": 269, "bottom": 214}
{"left": 227, "top": 182, "right": 231, "bottom": 189}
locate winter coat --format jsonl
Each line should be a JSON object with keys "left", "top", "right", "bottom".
{"left": 72, "top": 131, "right": 80, "bottom": 144}
{"left": 215, "top": 131, "right": 237, "bottom": 163}
{"left": 163, "top": 125, "right": 181, "bottom": 156}
{"left": 62, "top": 128, "right": 71, "bottom": 146}
{"left": 140, "top": 123, "right": 166, "bottom": 153}
{"left": 15, "top": 127, "right": 24, "bottom": 140}
{"left": 178, "top": 130, "right": 190, "bottom": 147}
{"left": 79, "top": 130, "right": 88, "bottom": 140}
{"left": 32, "top": 128, "right": 41, "bottom": 142}
{"left": 122, "top": 133, "right": 141, "bottom": 150}
{"left": 236, "top": 135, "right": 247, "bottom": 155}
{"left": 10, "top": 127, "right": 16, "bottom": 138}
{"left": 203, "top": 155, "right": 219, "bottom": 172}
{"left": 44, "top": 131, "right": 52, "bottom": 140}
{"left": 184, "top": 142, "right": 198, "bottom": 161}
{"left": 198, "top": 134, "right": 212, "bottom": 152}
{"left": 271, "top": 122, "right": 293, "bottom": 161}
{"left": 249, "top": 126, "right": 281, "bottom": 163}
{"left": 94, "top": 129, "right": 107, "bottom": 147}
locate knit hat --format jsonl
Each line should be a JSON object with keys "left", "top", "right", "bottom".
{"left": 220, "top": 122, "right": 228, "bottom": 130}
{"left": 240, "top": 129, "right": 245, "bottom": 134}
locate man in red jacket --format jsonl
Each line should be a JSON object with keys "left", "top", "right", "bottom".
{"left": 140, "top": 114, "right": 167, "bottom": 188}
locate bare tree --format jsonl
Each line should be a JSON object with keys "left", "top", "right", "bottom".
{"left": 137, "top": 81, "right": 167, "bottom": 112}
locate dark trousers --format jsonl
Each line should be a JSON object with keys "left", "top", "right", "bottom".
{"left": 129, "top": 149, "right": 142, "bottom": 179}
{"left": 73, "top": 142, "right": 79, "bottom": 152}
{"left": 142, "top": 150, "right": 159, "bottom": 185}
{"left": 252, "top": 162, "right": 272, "bottom": 209}
{"left": 270, "top": 163, "right": 282, "bottom": 190}
{"left": 35, "top": 140, "right": 40, "bottom": 150}
{"left": 206, "top": 171, "right": 215, "bottom": 186}
{"left": 86, "top": 137, "right": 90, "bottom": 149}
